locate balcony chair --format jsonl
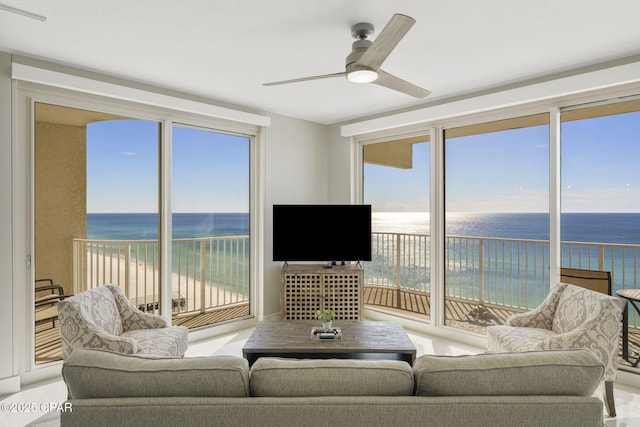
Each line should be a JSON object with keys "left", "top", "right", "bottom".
{"left": 487, "top": 282, "right": 624, "bottom": 417}
{"left": 57, "top": 284, "right": 188, "bottom": 359}
{"left": 35, "top": 278, "right": 72, "bottom": 328}
{"left": 560, "top": 267, "right": 612, "bottom": 295}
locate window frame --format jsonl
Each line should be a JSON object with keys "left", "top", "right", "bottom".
{"left": 15, "top": 80, "right": 264, "bottom": 374}
{"left": 354, "top": 85, "right": 640, "bottom": 345}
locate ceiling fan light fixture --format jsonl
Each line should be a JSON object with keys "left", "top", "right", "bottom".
{"left": 347, "top": 69, "right": 378, "bottom": 83}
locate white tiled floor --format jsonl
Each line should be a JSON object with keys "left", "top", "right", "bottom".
{"left": 5, "top": 326, "right": 640, "bottom": 426}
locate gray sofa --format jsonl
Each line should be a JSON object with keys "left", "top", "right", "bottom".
{"left": 60, "top": 348, "right": 605, "bottom": 427}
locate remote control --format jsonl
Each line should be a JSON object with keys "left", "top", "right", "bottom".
{"left": 318, "top": 333, "right": 335, "bottom": 339}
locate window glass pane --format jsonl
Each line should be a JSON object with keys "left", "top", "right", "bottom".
{"left": 171, "top": 124, "right": 251, "bottom": 328}
{"left": 363, "top": 135, "right": 430, "bottom": 320}
{"left": 444, "top": 114, "right": 550, "bottom": 333}
{"left": 561, "top": 102, "right": 640, "bottom": 369}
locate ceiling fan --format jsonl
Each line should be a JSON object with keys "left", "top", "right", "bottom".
{"left": 263, "top": 13, "right": 431, "bottom": 98}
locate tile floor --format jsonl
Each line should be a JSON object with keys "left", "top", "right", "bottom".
{"left": 4, "top": 326, "right": 640, "bottom": 426}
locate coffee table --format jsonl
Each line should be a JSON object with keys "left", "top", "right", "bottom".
{"left": 242, "top": 320, "right": 416, "bottom": 366}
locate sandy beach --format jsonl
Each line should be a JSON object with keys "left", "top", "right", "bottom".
{"left": 78, "top": 250, "right": 247, "bottom": 315}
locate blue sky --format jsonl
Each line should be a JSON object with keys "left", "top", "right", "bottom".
{"left": 87, "top": 111, "right": 639, "bottom": 214}
{"left": 445, "top": 125, "right": 549, "bottom": 213}
{"left": 87, "top": 120, "right": 249, "bottom": 213}
{"left": 365, "top": 111, "right": 640, "bottom": 213}
{"left": 364, "top": 141, "right": 430, "bottom": 212}
{"left": 562, "top": 113, "right": 640, "bottom": 212}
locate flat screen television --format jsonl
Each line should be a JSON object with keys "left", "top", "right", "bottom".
{"left": 273, "top": 204, "right": 372, "bottom": 262}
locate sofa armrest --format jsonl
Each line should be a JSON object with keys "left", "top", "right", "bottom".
{"left": 105, "top": 284, "right": 168, "bottom": 331}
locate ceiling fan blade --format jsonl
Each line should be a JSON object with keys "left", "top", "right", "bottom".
{"left": 0, "top": 3, "right": 47, "bottom": 21}
{"left": 373, "top": 70, "right": 431, "bottom": 98}
{"left": 263, "top": 72, "right": 346, "bottom": 86}
{"left": 356, "top": 14, "right": 415, "bottom": 71}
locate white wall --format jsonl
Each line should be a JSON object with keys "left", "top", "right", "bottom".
{"left": 263, "top": 113, "right": 330, "bottom": 317}
{"left": 0, "top": 52, "right": 18, "bottom": 391}
{"left": 326, "top": 123, "right": 353, "bottom": 204}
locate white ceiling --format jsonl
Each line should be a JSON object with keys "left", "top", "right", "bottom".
{"left": 2, "top": 0, "right": 640, "bottom": 125}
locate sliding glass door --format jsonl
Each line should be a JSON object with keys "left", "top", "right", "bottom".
{"left": 362, "top": 134, "right": 431, "bottom": 319}
{"left": 34, "top": 103, "right": 160, "bottom": 364}
{"left": 171, "top": 124, "right": 251, "bottom": 328}
{"left": 32, "top": 102, "right": 254, "bottom": 364}
{"left": 561, "top": 100, "right": 640, "bottom": 368}
{"left": 443, "top": 114, "right": 550, "bottom": 333}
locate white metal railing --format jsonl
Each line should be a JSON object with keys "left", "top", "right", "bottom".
{"left": 72, "top": 236, "right": 250, "bottom": 315}
{"left": 364, "top": 232, "right": 640, "bottom": 323}
{"left": 73, "top": 233, "right": 640, "bottom": 324}
{"left": 445, "top": 235, "right": 550, "bottom": 310}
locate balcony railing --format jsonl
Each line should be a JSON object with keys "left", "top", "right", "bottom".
{"left": 72, "top": 236, "right": 250, "bottom": 315}
{"left": 365, "top": 232, "right": 640, "bottom": 326}
{"left": 73, "top": 232, "right": 640, "bottom": 327}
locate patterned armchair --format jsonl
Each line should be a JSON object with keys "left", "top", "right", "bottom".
{"left": 58, "top": 284, "right": 188, "bottom": 359}
{"left": 487, "top": 282, "right": 624, "bottom": 417}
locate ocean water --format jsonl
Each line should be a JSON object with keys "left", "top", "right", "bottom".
{"left": 87, "top": 212, "right": 640, "bottom": 308}
{"left": 369, "top": 212, "right": 640, "bottom": 311}
{"left": 88, "top": 211, "right": 640, "bottom": 246}
{"left": 87, "top": 212, "right": 249, "bottom": 240}
{"left": 373, "top": 211, "right": 640, "bottom": 244}
{"left": 87, "top": 213, "right": 250, "bottom": 290}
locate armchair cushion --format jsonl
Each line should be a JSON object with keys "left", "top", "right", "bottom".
{"left": 486, "top": 326, "right": 556, "bottom": 352}
{"left": 123, "top": 327, "right": 188, "bottom": 356}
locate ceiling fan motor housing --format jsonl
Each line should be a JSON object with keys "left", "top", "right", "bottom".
{"left": 346, "top": 39, "right": 373, "bottom": 68}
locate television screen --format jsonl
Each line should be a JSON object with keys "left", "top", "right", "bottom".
{"left": 273, "top": 204, "right": 372, "bottom": 262}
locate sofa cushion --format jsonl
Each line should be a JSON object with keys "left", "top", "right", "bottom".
{"left": 250, "top": 358, "right": 414, "bottom": 397}
{"left": 62, "top": 348, "right": 250, "bottom": 399}
{"left": 414, "top": 349, "right": 603, "bottom": 397}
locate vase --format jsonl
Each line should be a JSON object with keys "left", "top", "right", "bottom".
{"left": 322, "top": 321, "right": 332, "bottom": 331}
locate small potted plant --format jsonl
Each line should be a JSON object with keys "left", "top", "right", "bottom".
{"left": 316, "top": 309, "right": 336, "bottom": 331}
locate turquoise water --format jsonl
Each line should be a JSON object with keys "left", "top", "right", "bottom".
{"left": 373, "top": 212, "right": 640, "bottom": 244}
{"left": 87, "top": 212, "right": 249, "bottom": 240}
{"left": 87, "top": 213, "right": 249, "bottom": 290}
{"left": 87, "top": 211, "right": 639, "bottom": 325}
{"left": 87, "top": 211, "right": 640, "bottom": 305}
{"left": 368, "top": 212, "right": 640, "bottom": 309}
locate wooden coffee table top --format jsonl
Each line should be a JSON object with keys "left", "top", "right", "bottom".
{"left": 242, "top": 320, "right": 416, "bottom": 364}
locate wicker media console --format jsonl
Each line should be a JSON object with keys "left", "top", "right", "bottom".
{"left": 281, "top": 264, "right": 363, "bottom": 320}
